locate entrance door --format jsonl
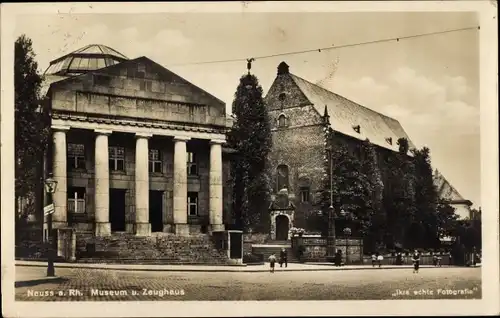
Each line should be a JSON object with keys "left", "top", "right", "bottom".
{"left": 275, "top": 215, "right": 290, "bottom": 241}
{"left": 149, "top": 191, "right": 163, "bottom": 232}
{"left": 229, "top": 232, "right": 243, "bottom": 259}
{"left": 109, "top": 189, "right": 126, "bottom": 232}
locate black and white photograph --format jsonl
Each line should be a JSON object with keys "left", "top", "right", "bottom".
{"left": 1, "top": 1, "right": 498, "bottom": 317}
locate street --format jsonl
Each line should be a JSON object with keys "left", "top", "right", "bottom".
{"left": 15, "top": 265, "right": 481, "bottom": 301}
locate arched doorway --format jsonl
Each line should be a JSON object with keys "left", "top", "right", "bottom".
{"left": 275, "top": 215, "right": 290, "bottom": 241}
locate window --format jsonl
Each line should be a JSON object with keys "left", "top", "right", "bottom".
{"left": 149, "top": 149, "right": 162, "bottom": 173}
{"left": 68, "top": 187, "right": 86, "bottom": 214}
{"left": 276, "top": 164, "right": 289, "bottom": 191}
{"left": 300, "top": 187, "right": 310, "bottom": 203}
{"left": 187, "top": 192, "right": 198, "bottom": 216}
{"left": 67, "top": 143, "right": 86, "bottom": 170}
{"left": 109, "top": 146, "right": 125, "bottom": 171}
{"left": 278, "top": 114, "right": 287, "bottom": 128}
{"left": 187, "top": 152, "right": 197, "bottom": 176}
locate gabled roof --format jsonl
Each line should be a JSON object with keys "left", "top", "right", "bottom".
{"left": 288, "top": 72, "right": 415, "bottom": 152}
{"left": 433, "top": 169, "right": 471, "bottom": 204}
{"left": 48, "top": 56, "right": 225, "bottom": 108}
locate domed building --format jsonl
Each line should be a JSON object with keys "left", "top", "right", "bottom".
{"left": 44, "top": 44, "right": 129, "bottom": 77}
{"left": 41, "top": 44, "right": 130, "bottom": 95}
{"left": 42, "top": 44, "right": 237, "bottom": 264}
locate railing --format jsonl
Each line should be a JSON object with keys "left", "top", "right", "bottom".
{"left": 68, "top": 199, "right": 85, "bottom": 214}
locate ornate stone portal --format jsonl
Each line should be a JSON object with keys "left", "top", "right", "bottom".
{"left": 269, "top": 188, "right": 295, "bottom": 241}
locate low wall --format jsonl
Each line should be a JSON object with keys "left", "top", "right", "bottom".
{"left": 243, "top": 233, "right": 269, "bottom": 255}
{"left": 362, "top": 254, "right": 452, "bottom": 266}
{"left": 291, "top": 236, "right": 363, "bottom": 264}
{"left": 16, "top": 228, "right": 46, "bottom": 259}
{"left": 76, "top": 232, "right": 230, "bottom": 264}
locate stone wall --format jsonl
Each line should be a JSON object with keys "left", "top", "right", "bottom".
{"left": 243, "top": 233, "right": 270, "bottom": 254}
{"left": 292, "top": 236, "right": 363, "bottom": 263}
{"left": 76, "top": 232, "right": 230, "bottom": 264}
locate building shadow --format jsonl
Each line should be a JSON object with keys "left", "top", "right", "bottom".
{"left": 15, "top": 277, "right": 68, "bottom": 288}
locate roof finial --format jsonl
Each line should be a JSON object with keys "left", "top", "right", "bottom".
{"left": 323, "top": 105, "right": 330, "bottom": 124}
{"left": 277, "top": 61, "right": 289, "bottom": 75}
{"left": 246, "top": 58, "right": 255, "bottom": 74}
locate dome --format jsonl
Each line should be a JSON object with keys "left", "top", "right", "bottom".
{"left": 44, "top": 44, "right": 129, "bottom": 76}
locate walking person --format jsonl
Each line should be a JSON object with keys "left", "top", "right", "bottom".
{"left": 371, "top": 253, "right": 377, "bottom": 267}
{"left": 268, "top": 253, "right": 277, "bottom": 273}
{"left": 412, "top": 249, "right": 421, "bottom": 274}
{"left": 377, "top": 253, "right": 384, "bottom": 268}
{"left": 279, "top": 248, "right": 288, "bottom": 268}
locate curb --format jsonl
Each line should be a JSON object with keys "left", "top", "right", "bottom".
{"left": 15, "top": 262, "right": 475, "bottom": 273}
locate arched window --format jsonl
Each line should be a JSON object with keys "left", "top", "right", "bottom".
{"left": 276, "top": 164, "right": 289, "bottom": 191}
{"left": 278, "top": 114, "right": 287, "bottom": 128}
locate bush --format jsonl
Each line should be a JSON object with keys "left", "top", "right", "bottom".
{"left": 243, "top": 253, "right": 263, "bottom": 264}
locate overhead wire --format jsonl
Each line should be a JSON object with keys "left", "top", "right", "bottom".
{"left": 166, "top": 26, "right": 480, "bottom": 67}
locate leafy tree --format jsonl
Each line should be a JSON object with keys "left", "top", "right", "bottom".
{"left": 412, "top": 147, "right": 440, "bottom": 248}
{"left": 319, "top": 137, "right": 373, "bottom": 237}
{"left": 383, "top": 137, "right": 417, "bottom": 248}
{"left": 15, "top": 35, "right": 50, "bottom": 232}
{"left": 436, "top": 199, "right": 459, "bottom": 238}
{"left": 228, "top": 74, "right": 272, "bottom": 232}
{"left": 360, "top": 140, "right": 385, "bottom": 252}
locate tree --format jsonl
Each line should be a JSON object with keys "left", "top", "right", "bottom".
{"left": 361, "top": 140, "right": 385, "bottom": 252}
{"left": 383, "top": 137, "right": 417, "bottom": 248}
{"left": 228, "top": 73, "right": 272, "bottom": 232}
{"left": 15, "top": 35, "right": 50, "bottom": 231}
{"left": 412, "top": 147, "right": 440, "bottom": 248}
{"left": 319, "top": 137, "right": 373, "bottom": 237}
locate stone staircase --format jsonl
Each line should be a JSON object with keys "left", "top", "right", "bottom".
{"left": 251, "top": 240, "right": 297, "bottom": 263}
{"left": 75, "top": 231, "right": 230, "bottom": 265}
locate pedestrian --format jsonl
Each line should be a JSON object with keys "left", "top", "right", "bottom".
{"left": 412, "top": 249, "right": 421, "bottom": 273}
{"left": 268, "top": 253, "right": 277, "bottom": 273}
{"left": 371, "top": 253, "right": 376, "bottom": 267}
{"left": 377, "top": 253, "right": 383, "bottom": 268}
{"left": 279, "top": 248, "right": 288, "bottom": 268}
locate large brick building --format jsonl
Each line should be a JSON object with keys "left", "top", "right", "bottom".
{"left": 42, "top": 45, "right": 234, "bottom": 240}
{"left": 264, "top": 62, "right": 472, "bottom": 240}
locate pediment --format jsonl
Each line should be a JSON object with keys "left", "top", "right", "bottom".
{"left": 49, "top": 56, "right": 225, "bottom": 110}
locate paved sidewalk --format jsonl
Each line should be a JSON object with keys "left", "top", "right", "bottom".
{"left": 15, "top": 260, "right": 468, "bottom": 273}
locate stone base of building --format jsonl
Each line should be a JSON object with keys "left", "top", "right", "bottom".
{"left": 95, "top": 222, "right": 111, "bottom": 236}
{"left": 174, "top": 223, "right": 190, "bottom": 236}
{"left": 163, "top": 224, "right": 174, "bottom": 233}
{"left": 51, "top": 221, "right": 68, "bottom": 230}
{"left": 135, "top": 222, "right": 151, "bottom": 236}
{"left": 209, "top": 224, "right": 225, "bottom": 234}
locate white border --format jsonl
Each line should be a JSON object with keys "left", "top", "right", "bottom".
{"left": 1, "top": 1, "right": 498, "bottom": 317}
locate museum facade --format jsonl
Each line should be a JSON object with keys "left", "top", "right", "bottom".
{"left": 42, "top": 45, "right": 234, "bottom": 238}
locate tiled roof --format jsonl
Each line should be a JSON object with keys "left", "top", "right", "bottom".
{"left": 289, "top": 73, "right": 415, "bottom": 153}
{"left": 433, "top": 169, "right": 467, "bottom": 202}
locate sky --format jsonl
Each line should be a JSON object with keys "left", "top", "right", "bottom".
{"left": 14, "top": 11, "right": 481, "bottom": 207}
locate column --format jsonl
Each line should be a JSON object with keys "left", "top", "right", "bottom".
{"left": 209, "top": 139, "right": 225, "bottom": 233}
{"left": 135, "top": 133, "right": 152, "bottom": 236}
{"left": 173, "top": 136, "right": 190, "bottom": 236}
{"left": 52, "top": 126, "right": 70, "bottom": 229}
{"left": 94, "top": 129, "right": 112, "bottom": 236}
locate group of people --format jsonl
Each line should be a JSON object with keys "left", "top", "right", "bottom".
{"left": 268, "top": 248, "right": 288, "bottom": 273}
{"left": 372, "top": 250, "right": 422, "bottom": 273}
{"left": 267, "top": 248, "right": 423, "bottom": 273}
